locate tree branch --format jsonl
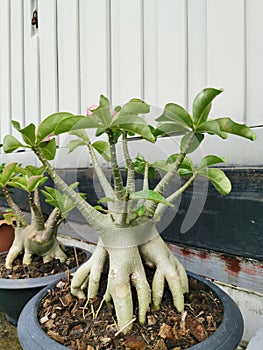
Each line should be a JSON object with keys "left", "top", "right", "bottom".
{"left": 146, "top": 132, "right": 195, "bottom": 217}
{"left": 108, "top": 130, "right": 124, "bottom": 200}
{"left": 2, "top": 187, "right": 28, "bottom": 227}
{"left": 122, "top": 133, "right": 135, "bottom": 193}
{"left": 33, "top": 146, "right": 108, "bottom": 231}
{"left": 28, "top": 192, "right": 45, "bottom": 230}
{"left": 154, "top": 172, "right": 198, "bottom": 219}
{"left": 87, "top": 140, "right": 114, "bottom": 199}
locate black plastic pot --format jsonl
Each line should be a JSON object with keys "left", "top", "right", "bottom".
{"left": 0, "top": 247, "right": 90, "bottom": 325}
{"left": 17, "top": 271, "right": 244, "bottom": 350}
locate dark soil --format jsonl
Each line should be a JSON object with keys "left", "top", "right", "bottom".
{"left": 0, "top": 247, "right": 87, "bottom": 279}
{"left": 38, "top": 265, "right": 223, "bottom": 350}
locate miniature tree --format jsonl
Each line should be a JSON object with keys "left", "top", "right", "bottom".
{"left": 2, "top": 88, "right": 256, "bottom": 333}
{"left": 0, "top": 163, "right": 81, "bottom": 268}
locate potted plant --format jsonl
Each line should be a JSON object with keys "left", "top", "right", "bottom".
{"left": 0, "top": 163, "right": 88, "bottom": 325}
{"left": 3, "top": 87, "right": 256, "bottom": 348}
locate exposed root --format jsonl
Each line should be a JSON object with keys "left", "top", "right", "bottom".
{"left": 104, "top": 245, "right": 151, "bottom": 333}
{"left": 139, "top": 234, "right": 188, "bottom": 312}
{"left": 5, "top": 225, "right": 67, "bottom": 268}
{"left": 70, "top": 227, "right": 188, "bottom": 335}
{"left": 71, "top": 241, "right": 108, "bottom": 300}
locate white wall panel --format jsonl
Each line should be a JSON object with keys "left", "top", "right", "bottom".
{"left": 111, "top": 0, "right": 143, "bottom": 105}
{"left": 79, "top": 0, "right": 110, "bottom": 112}
{"left": 156, "top": 0, "right": 187, "bottom": 108}
{"left": 23, "top": 0, "right": 41, "bottom": 125}
{"left": 207, "top": 0, "right": 245, "bottom": 122}
{"left": 246, "top": 0, "right": 263, "bottom": 125}
{"left": 0, "top": 0, "right": 12, "bottom": 142}
{"left": 187, "top": 0, "right": 207, "bottom": 111}
{"left": 38, "top": 0, "right": 58, "bottom": 119}
{"left": 0, "top": 0, "right": 262, "bottom": 164}
{"left": 57, "top": 0, "right": 80, "bottom": 114}
{"left": 10, "top": 0, "right": 25, "bottom": 130}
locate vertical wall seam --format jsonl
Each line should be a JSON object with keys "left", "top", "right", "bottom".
{"left": 36, "top": 36, "right": 41, "bottom": 123}
{"left": 76, "top": 0, "right": 81, "bottom": 114}
{"left": 107, "top": 0, "right": 113, "bottom": 102}
{"left": 8, "top": 0, "right": 12, "bottom": 133}
{"left": 141, "top": 0, "right": 145, "bottom": 101}
{"left": 21, "top": 0, "right": 26, "bottom": 126}
{"left": 204, "top": 0, "right": 208, "bottom": 87}
{"left": 243, "top": 0, "right": 247, "bottom": 124}
{"left": 55, "top": 0, "right": 60, "bottom": 111}
{"left": 76, "top": 0, "right": 81, "bottom": 113}
{"left": 185, "top": 0, "right": 189, "bottom": 110}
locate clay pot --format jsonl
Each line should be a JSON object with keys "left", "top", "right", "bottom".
{"left": 0, "top": 220, "right": 15, "bottom": 253}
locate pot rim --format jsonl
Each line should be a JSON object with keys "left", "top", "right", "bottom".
{"left": 0, "top": 247, "right": 90, "bottom": 289}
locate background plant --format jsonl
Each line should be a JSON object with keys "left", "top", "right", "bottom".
{"left": 0, "top": 163, "right": 81, "bottom": 268}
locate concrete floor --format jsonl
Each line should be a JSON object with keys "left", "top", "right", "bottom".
{"left": 0, "top": 310, "right": 22, "bottom": 350}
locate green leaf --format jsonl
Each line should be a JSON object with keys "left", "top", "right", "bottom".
{"left": 200, "top": 168, "right": 231, "bottom": 195}
{"left": 130, "top": 190, "right": 174, "bottom": 207}
{"left": 134, "top": 205, "right": 147, "bottom": 216}
{"left": 25, "top": 165, "right": 45, "bottom": 176}
{"left": 19, "top": 124, "right": 36, "bottom": 146}
{"left": 167, "top": 154, "right": 194, "bottom": 176}
{"left": 111, "top": 115, "right": 155, "bottom": 142}
{"left": 68, "top": 140, "right": 87, "bottom": 153}
{"left": 27, "top": 176, "right": 48, "bottom": 193}
{"left": 192, "top": 88, "right": 223, "bottom": 127}
{"left": 54, "top": 115, "right": 101, "bottom": 135}
{"left": 196, "top": 120, "right": 228, "bottom": 139}
{"left": 90, "top": 95, "right": 112, "bottom": 127}
{"left": 97, "top": 197, "right": 114, "bottom": 204}
{"left": 152, "top": 159, "right": 168, "bottom": 172}
{"left": 154, "top": 121, "right": 189, "bottom": 137}
{"left": 119, "top": 98, "right": 150, "bottom": 116}
{"left": 92, "top": 141, "right": 111, "bottom": 162}
{"left": 215, "top": 117, "right": 257, "bottom": 141}
{"left": 156, "top": 103, "right": 193, "bottom": 128}
{"left": 3, "top": 135, "right": 25, "bottom": 153}
{"left": 180, "top": 132, "right": 204, "bottom": 154}
{"left": 93, "top": 205, "right": 108, "bottom": 213}
{"left": 198, "top": 155, "right": 227, "bottom": 171}
{"left": 69, "top": 129, "right": 90, "bottom": 142}
{"left": 0, "top": 163, "right": 18, "bottom": 186}
{"left": 8, "top": 177, "right": 28, "bottom": 191}
{"left": 37, "top": 112, "right": 73, "bottom": 143}
{"left": 39, "top": 138, "right": 57, "bottom": 160}
{"left": 11, "top": 120, "right": 21, "bottom": 131}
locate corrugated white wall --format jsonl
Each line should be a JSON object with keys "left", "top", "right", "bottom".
{"left": 0, "top": 0, "right": 262, "bottom": 165}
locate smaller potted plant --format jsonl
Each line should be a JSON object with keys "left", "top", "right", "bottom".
{"left": 0, "top": 163, "right": 88, "bottom": 324}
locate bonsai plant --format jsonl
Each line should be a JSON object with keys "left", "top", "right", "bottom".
{"left": 3, "top": 87, "right": 256, "bottom": 347}
{"left": 0, "top": 163, "right": 88, "bottom": 324}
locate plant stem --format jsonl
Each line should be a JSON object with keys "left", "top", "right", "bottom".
{"left": 29, "top": 192, "right": 45, "bottom": 230}
{"left": 108, "top": 130, "right": 124, "bottom": 200}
